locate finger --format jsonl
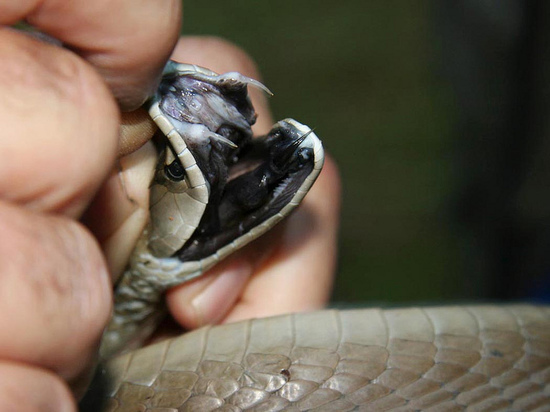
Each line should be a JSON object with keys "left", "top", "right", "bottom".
{"left": 0, "top": 362, "right": 75, "bottom": 412}
{"left": 167, "top": 156, "right": 341, "bottom": 328}
{"left": 0, "top": 202, "right": 112, "bottom": 387}
{"left": 165, "top": 251, "right": 256, "bottom": 329}
{"left": 82, "top": 142, "right": 157, "bottom": 282}
{"left": 0, "top": 29, "right": 118, "bottom": 217}
{"left": 2, "top": 0, "right": 181, "bottom": 110}
{"left": 119, "top": 109, "right": 157, "bottom": 157}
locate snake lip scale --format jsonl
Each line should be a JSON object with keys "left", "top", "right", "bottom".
{"left": 81, "top": 63, "right": 550, "bottom": 411}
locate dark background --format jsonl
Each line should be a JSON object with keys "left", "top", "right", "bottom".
{"left": 183, "top": 1, "right": 550, "bottom": 305}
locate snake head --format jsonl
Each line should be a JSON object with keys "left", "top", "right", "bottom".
{"left": 145, "top": 62, "right": 323, "bottom": 281}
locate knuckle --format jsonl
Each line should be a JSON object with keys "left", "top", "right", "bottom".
{"left": 0, "top": 204, "right": 112, "bottom": 377}
{"left": 0, "top": 28, "right": 117, "bottom": 127}
{"left": 0, "top": 29, "right": 118, "bottom": 215}
{"left": 96, "top": 0, "right": 181, "bottom": 110}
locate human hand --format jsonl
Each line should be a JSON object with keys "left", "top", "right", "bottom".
{"left": 0, "top": 0, "right": 180, "bottom": 410}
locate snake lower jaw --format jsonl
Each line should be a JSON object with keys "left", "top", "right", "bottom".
{"left": 176, "top": 118, "right": 323, "bottom": 263}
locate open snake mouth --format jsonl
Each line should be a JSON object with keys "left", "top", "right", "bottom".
{"left": 149, "top": 64, "right": 323, "bottom": 263}
{"left": 177, "top": 120, "right": 317, "bottom": 261}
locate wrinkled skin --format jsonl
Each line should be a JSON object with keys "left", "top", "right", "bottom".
{"left": 0, "top": 2, "right": 340, "bottom": 410}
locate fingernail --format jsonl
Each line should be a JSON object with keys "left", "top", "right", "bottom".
{"left": 191, "top": 260, "right": 253, "bottom": 326}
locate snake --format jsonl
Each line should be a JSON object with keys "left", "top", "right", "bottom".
{"left": 80, "top": 62, "right": 550, "bottom": 411}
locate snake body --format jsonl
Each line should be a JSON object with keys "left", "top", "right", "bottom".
{"left": 82, "top": 63, "right": 550, "bottom": 411}
{"left": 88, "top": 305, "right": 550, "bottom": 411}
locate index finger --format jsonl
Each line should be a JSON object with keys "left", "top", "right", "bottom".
{"left": 2, "top": 0, "right": 181, "bottom": 110}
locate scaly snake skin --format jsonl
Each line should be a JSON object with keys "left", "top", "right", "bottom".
{"left": 89, "top": 305, "right": 550, "bottom": 411}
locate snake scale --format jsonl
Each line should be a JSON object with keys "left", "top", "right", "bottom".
{"left": 85, "top": 305, "right": 550, "bottom": 411}
{"left": 80, "top": 62, "right": 550, "bottom": 411}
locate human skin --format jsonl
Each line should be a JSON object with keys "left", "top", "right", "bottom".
{"left": 0, "top": 2, "right": 340, "bottom": 411}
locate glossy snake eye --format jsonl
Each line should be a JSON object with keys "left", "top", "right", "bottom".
{"left": 164, "top": 160, "right": 185, "bottom": 181}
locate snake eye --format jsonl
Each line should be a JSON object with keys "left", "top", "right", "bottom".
{"left": 164, "top": 160, "right": 185, "bottom": 181}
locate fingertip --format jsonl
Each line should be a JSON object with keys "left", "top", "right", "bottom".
{"left": 0, "top": 203, "right": 112, "bottom": 380}
{"left": 308, "top": 153, "right": 342, "bottom": 211}
{"left": 0, "top": 28, "right": 119, "bottom": 217}
{"left": 118, "top": 109, "right": 157, "bottom": 157}
{"left": 166, "top": 259, "right": 253, "bottom": 329}
{"left": 6, "top": 0, "right": 182, "bottom": 111}
{"left": 0, "top": 362, "right": 76, "bottom": 412}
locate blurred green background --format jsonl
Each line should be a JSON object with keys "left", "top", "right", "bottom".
{"left": 183, "top": 1, "right": 550, "bottom": 305}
